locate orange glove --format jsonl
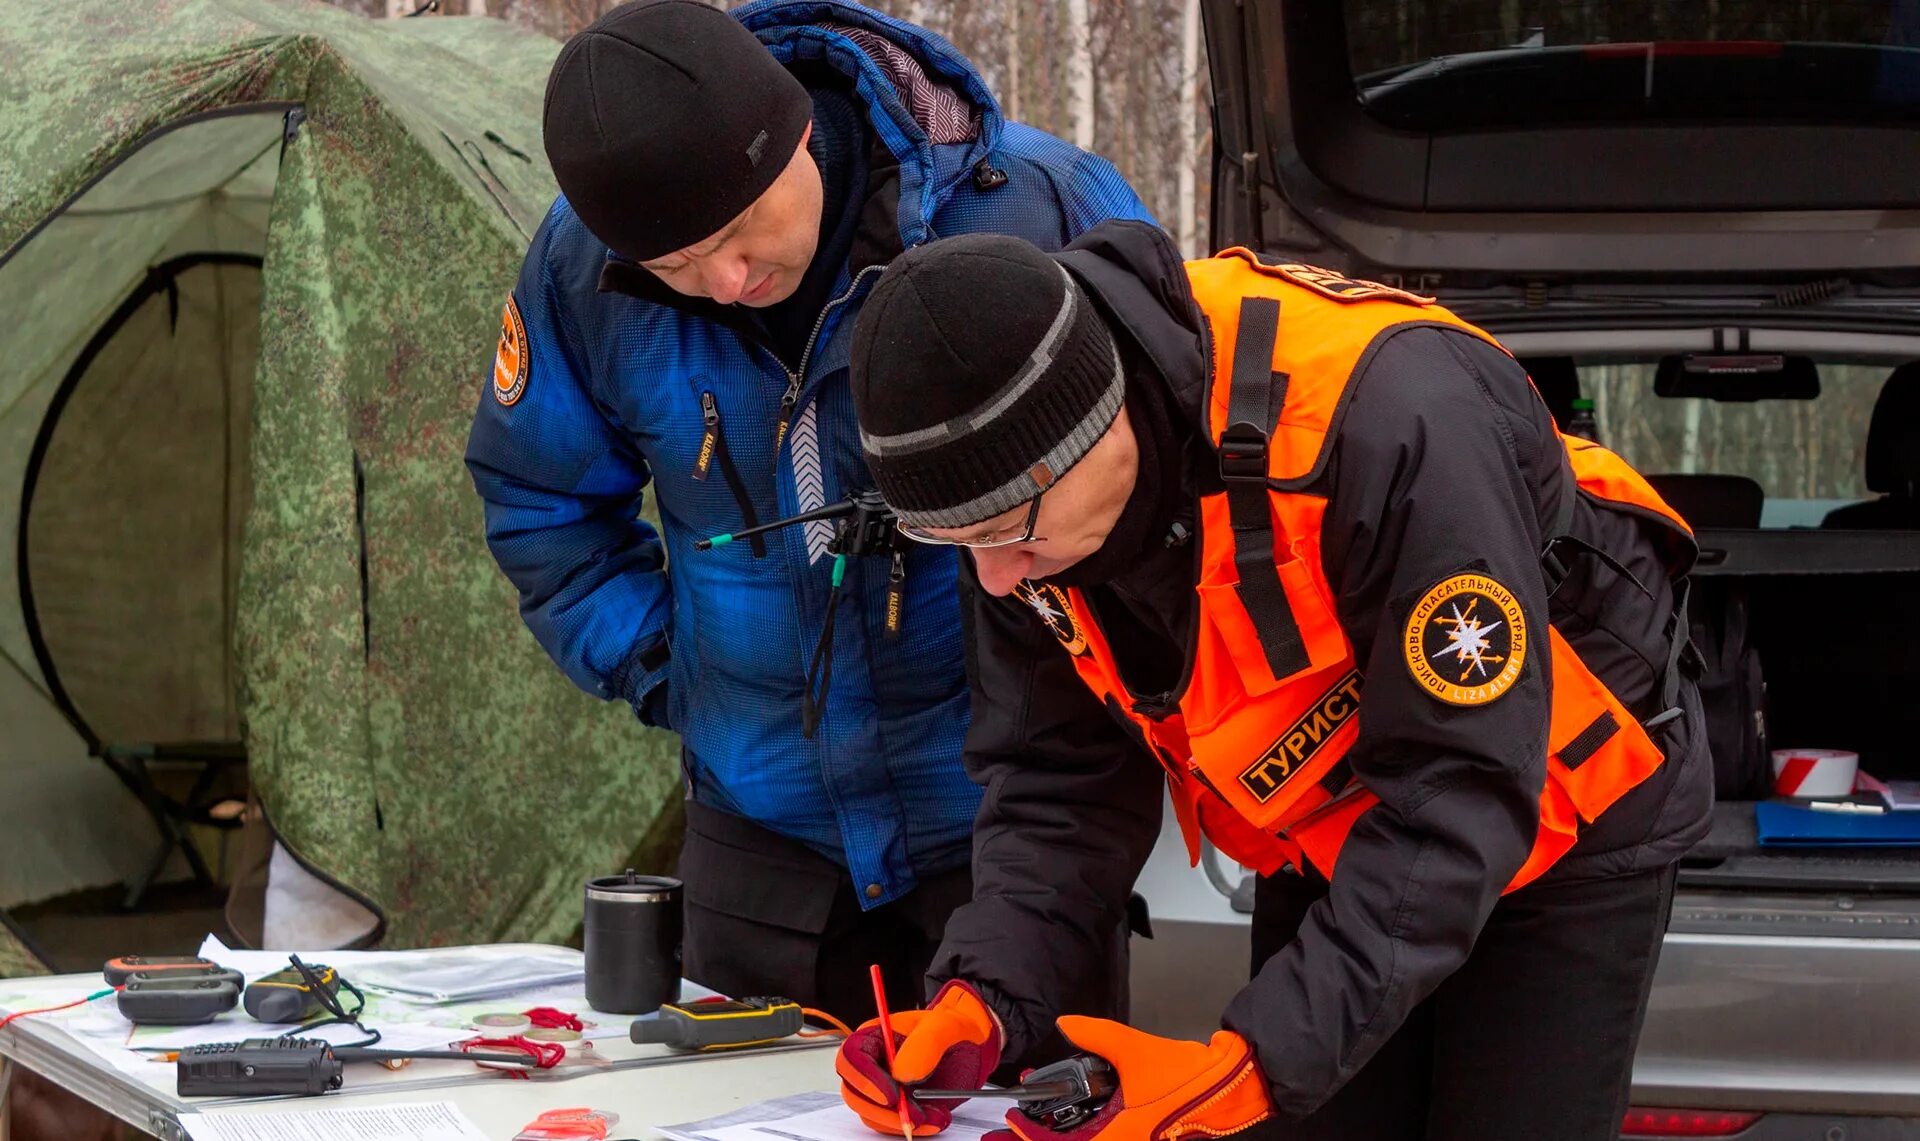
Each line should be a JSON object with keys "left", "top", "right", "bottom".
{"left": 838, "top": 980, "right": 1005, "bottom": 1136}
{"left": 991, "top": 1017, "right": 1272, "bottom": 1141}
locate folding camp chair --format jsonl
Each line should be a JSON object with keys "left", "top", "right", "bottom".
{"left": 99, "top": 742, "right": 247, "bottom": 910}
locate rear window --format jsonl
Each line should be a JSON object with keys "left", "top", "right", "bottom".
{"left": 1573, "top": 358, "right": 1888, "bottom": 528}
{"left": 1346, "top": 2, "right": 1920, "bottom": 132}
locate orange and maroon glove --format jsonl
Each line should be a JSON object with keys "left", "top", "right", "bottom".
{"left": 989, "top": 1017, "right": 1272, "bottom": 1141}
{"left": 838, "top": 980, "right": 1005, "bottom": 1136}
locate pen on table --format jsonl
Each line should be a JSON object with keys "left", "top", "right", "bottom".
{"left": 1808, "top": 800, "right": 1886, "bottom": 814}
{"left": 869, "top": 964, "right": 916, "bottom": 1141}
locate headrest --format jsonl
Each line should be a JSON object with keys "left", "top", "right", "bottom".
{"left": 1518, "top": 356, "right": 1581, "bottom": 429}
{"left": 1645, "top": 474, "right": 1765, "bottom": 530}
{"left": 1866, "top": 362, "right": 1920, "bottom": 496}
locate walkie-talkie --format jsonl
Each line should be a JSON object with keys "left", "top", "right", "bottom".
{"left": 177, "top": 1039, "right": 344, "bottom": 1097}
{"left": 177, "top": 1037, "right": 540, "bottom": 1097}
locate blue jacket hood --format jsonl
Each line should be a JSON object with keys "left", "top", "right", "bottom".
{"left": 732, "top": 0, "right": 1004, "bottom": 249}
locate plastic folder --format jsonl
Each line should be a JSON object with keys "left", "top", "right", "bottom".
{"left": 1755, "top": 802, "right": 1920, "bottom": 847}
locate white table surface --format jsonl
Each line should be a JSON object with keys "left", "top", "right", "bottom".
{"left": 0, "top": 965, "right": 838, "bottom": 1139}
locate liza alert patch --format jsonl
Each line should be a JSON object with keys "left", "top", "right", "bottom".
{"left": 1014, "top": 580, "right": 1087, "bottom": 656}
{"left": 1403, "top": 573, "right": 1527, "bottom": 706}
{"left": 492, "top": 294, "right": 529, "bottom": 406}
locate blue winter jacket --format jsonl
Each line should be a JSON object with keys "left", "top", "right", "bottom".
{"left": 465, "top": 0, "right": 1153, "bottom": 906}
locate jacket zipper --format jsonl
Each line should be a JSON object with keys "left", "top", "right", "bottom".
{"left": 774, "top": 374, "right": 802, "bottom": 449}
{"left": 766, "top": 265, "right": 886, "bottom": 455}
{"left": 694, "top": 391, "right": 721, "bottom": 481}
{"left": 884, "top": 549, "right": 907, "bottom": 639}
{"left": 695, "top": 390, "right": 766, "bottom": 557}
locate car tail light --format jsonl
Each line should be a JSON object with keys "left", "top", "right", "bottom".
{"left": 1622, "top": 1108, "right": 1764, "bottom": 1137}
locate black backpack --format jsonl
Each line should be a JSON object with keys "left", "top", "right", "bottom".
{"left": 1689, "top": 578, "right": 1770, "bottom": 800}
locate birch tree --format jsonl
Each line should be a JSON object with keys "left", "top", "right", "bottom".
{"left": 1002, "top": 1, "right": 1021, "bottom": 122}
{"left": 1065, "top": 0, "right": 1095, "bottom": 148}
{"left": 1176, "top": 0, "right": 1203, "bottom": 258}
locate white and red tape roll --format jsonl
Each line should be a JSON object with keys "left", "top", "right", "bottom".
{"left": 1771, "top": 749, "right": 1860, "bottom": 798}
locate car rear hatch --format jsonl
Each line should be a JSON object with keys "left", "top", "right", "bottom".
{"left": 1202, "top": 2, "right": 1920, "bottom": 1120}
{"left": 1203, "top": 0, "right": 1920, "bottom": 285}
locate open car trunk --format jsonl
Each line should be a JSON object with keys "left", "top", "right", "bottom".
{"left": 1188, "top": 0, "right": 1920, "bottom": 1117}
{"left": 1680, "top": 556, "right": 1920, "bottom": 892}
{"left": 1203, "top": 2, "right": 1920, "bottom": 893}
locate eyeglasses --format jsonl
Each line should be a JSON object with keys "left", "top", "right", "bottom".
{"left": 896, "top": 490, "right": 1047, "bottom": 548}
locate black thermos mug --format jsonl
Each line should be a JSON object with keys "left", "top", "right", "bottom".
{"left": 584, "top": 869, "right": 683, "bottom": 1015}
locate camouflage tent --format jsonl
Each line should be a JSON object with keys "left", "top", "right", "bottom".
{"left": 0, "top": 0, "right": 682, "bottom": 973}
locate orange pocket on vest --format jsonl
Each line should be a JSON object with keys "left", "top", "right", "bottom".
{"left": 1198, "top": 550, "right": 1347, "bottom": 698}
{"left": 1543, "top": 628, "right": 1665, "bottom": 824}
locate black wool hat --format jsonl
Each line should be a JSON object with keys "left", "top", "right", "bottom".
{"left": 542, "top": 0, "right": 812, "bottom": 263}
{"left": 850, "top": 234, "right": 1124, "bottom": 530}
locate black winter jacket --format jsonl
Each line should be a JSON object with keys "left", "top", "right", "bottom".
{"left": 923, "top": 221, "right": 1713, "bottom": 1118}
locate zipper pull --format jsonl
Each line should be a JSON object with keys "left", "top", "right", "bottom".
{"left": 774, "top": 374, "right": 801, "bottom": 450}
{"left": 884, "top": 549, "right": 906, "bottom": 640}
{"left": 694, "top": 391, "right": 719, "bottom": 481}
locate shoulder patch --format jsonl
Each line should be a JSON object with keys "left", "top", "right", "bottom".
{"left": 1268, "top": 262, "right": 1433, "bottom": 306}
{"left": 493, "top": 294, "right": 529, "bottom": 406}
{"left": 1403, "top": 572, "right": 1527, "bottom": 706}
{"left": 1013, "top": 581, "right": 1087, "bottom": 656}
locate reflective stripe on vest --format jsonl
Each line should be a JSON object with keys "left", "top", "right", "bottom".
{"left": 1025, "top": 251, "right": 1694, "bottom": 891}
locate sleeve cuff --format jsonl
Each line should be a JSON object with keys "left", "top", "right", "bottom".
{"left": 612, "top": 636, "right": 672, "bottom": 724}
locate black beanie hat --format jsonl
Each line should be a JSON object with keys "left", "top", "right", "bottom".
{"left": 543, "top": 0, "right": 813, "bottom": 263}
{"left": 850, "top": 235, "right": 1124, "bottom": 530}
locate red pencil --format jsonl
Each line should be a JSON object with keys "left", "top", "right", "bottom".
{"left": 869, "top": 964, "right": 916, "bottom": 1141}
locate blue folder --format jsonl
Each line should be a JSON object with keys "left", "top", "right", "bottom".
{"left": 1755, "top": 802, "right": 1920, "bottom": 847}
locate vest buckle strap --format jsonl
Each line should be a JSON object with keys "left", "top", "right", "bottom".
{"left": 1218, "top": 422, "right": 1270, "bottom": 484}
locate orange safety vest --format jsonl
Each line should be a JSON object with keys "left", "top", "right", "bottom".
{"left": 1015, "top": 250, "right": 1696, "bottom": 892}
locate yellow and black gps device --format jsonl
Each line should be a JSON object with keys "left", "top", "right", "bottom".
{"left": 628, "top": 997, "right": 805, "bottom": 1051}
{"left": 243, "top": 962, "right": 341, "bottom": 1024}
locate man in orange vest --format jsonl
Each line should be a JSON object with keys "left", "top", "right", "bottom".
{"left": 831, "top": 221, "right": 1712, "bottom": 1141}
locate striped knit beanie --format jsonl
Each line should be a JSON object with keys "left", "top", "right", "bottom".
{"left": 848, "top": 234, "right": 1123, "bottom": 529}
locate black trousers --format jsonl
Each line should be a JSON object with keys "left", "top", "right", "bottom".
{"left": 676, "top": 798, "right": 973, "bottom": 1026}
{"left": 1243, "top": 863, "right": 1678, "bottom": 1141}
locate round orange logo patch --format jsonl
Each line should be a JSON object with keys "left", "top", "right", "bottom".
{"left": 1403, "top": 573, "right": 1527, "bottom": 706}
{"left": 493, "top": 294, "right": 529, "bottom": 406}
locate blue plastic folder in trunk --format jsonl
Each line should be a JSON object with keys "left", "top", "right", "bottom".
{"left": 1755, "top": 802, "right": 1920, "bottom": 846}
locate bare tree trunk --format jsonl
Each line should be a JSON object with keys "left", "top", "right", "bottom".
{"left": 1176, "top": 0, "right": 1202, "bottom": 257}
{"left": 469, "top": 0, "right": 487, "bottom": 16}
{"left": 385, "top": 0, "right": 410, "bottom": 16}
{"left": 1004, "top": 0, "right": 1021, "bottom": 122}
{"left": 1066, "top": 0, "right": 1095, "bottom": 148}
{"left": 1680, "top": 400, "right": 1703, "bottom": 474}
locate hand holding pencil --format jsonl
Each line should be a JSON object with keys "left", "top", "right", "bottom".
{"left": 836, "top": 974, "right": 1006, "bottom": 1136}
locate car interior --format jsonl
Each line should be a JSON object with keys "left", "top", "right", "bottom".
{"left": 1515, "top": 353, "right": 1920, "bottom": 888}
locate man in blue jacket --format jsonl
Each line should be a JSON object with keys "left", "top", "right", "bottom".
{"left": 465, "top": 0, "right": 1152, "bottom": 1023}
